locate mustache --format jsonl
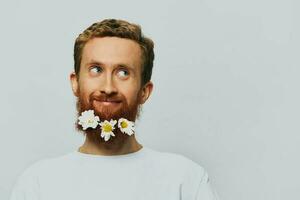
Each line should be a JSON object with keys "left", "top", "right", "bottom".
{"left": 90, "top": 93, "right": 124, "bottom": 103}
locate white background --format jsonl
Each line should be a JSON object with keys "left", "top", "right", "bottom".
{"left": 1, "top": 0, "right": 299, "bottom": 199}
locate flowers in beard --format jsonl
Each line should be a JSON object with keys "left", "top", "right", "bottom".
{"left": 99, "top": 119, "right": 117, "bottom": 141}
{"left": 118, "top": 118, "right": 135, "bottom": 136}
{"left": 78, "top": 110, "right": 100, "bottom": 130}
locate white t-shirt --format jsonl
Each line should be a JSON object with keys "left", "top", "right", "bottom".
{"left": 10, "top": 146, "right": 219, "bottom": 200}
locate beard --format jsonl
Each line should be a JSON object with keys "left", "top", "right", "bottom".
{"left": 74, "top": 89, "right": 143, "bottom": 146}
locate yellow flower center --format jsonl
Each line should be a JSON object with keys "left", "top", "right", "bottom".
{"left": 103, "top": 123, "right": 113, "bottom": 132}
{"left": 121, "top": 121, "right": 128, "bottom": 128}
{"left": 88, "top": 119, "right": 94, "bottom": 124}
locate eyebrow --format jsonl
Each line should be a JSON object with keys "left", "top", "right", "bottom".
{"left": 85, "top": 60, "right": 134, "bottom": 70}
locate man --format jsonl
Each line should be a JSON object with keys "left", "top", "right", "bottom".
{"left": 10, "top": 19, "right": 219, "bottom": 200}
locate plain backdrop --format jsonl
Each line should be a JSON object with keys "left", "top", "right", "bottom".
{"left": 1, "top": 0, "right": 299, "bottom": 200}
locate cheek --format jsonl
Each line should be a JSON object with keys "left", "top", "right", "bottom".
{"left": 79, "top": 78, "right": 98, "bottom": 92}
{"left": 120, "top": 85, "right": 141, "bottom": 104}
{"left": 78, "top": 80, "right": 96, "bottom": 101}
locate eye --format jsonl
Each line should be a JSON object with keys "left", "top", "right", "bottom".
{"left": 90, "top": 65, "right": 103, "bottom": 74}
{"left": 117, "top": 69, "right": 129, "bottom": 77}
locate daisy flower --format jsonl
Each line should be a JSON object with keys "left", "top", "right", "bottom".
{"left": 78, "top": 110, "right": 100, "bottom": 130}
{"left": 118, "top": 118, "right": 135, "bottom": 136}
{"left": 100, "top": 119, "right": 117, "bottom": 141}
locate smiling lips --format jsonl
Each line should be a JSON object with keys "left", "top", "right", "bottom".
{"left": 100, "top": 101, "right": 120, "bottom": 106}
{"left": 94, "top": 100, "right": 121, "bottom": 106}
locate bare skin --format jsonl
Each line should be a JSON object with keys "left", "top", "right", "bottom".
{"left": 70, "top": 37, "right": 153, "bottom": 156}
{"left": 78, "top": 135, "right": 143, "bottom": 156}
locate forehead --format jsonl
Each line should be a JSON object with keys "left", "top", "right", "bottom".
{"left": 81, "top": 37, "right": 142, "bottom": 70}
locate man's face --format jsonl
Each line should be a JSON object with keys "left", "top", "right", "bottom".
{"left": 70, "top": 37, "right": 153, "bottom": 135}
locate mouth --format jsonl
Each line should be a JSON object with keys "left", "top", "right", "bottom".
{"left": 93, "top": 100, "right": 122, "bottom": 107}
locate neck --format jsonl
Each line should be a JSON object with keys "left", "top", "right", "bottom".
{"left": 78, "top": 131, "right": 143, "bottom": 156}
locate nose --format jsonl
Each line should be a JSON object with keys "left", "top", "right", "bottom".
{"left": 100, "top": 74, "right": 118, "bottom": 95}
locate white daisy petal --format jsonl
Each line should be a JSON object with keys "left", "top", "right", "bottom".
{"left": 111, "top": 119, "right": 117, "bottom": 126}
{"left": 101, "top": 132, "right": 105, "bottom": 138}
{"left": 99, "top": 120, "right": 117, "bottom": 142}
{"left": 104, "top": 134, "right": 111, "bottom": 141}
{"left": 118, "top": 118, "right": 135, "bottom": 136}
{"left": 78, "top": 109, "right": 100, "bottom": 130}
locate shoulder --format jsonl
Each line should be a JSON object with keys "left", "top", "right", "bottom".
{"left": 10, "top": 154, "right": 72, "bottom": 200}
{"left": 16, "top": 159, "right": 47, "bottom": 181}
{"left": 147, "top": 148, "right": 207, "bottom": 179}
{"left": 15, "top": 152, "right": 74, "bottom": 183}
{"left": 151, "top": 150, "right": 218, "bottom": 199}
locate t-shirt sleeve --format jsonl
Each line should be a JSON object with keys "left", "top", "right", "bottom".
{"left": 195, "top": 170, "right": 220, "bottom": 200}
{"left": 180, "top": 157, "right": 220, "bottom": 200}
{"left": 9, "top": 165, "right": 41, "bottom": 200}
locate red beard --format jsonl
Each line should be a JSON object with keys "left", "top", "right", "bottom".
{"left": 74, "top": 89, "right": 142, "bottom": 144}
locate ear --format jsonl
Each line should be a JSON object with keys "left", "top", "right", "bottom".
{"left": 70, "top": 72, "right": 79, "bottom": 97}
{"left": 139, "top": 81, "right": 154, "bottom": 104}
